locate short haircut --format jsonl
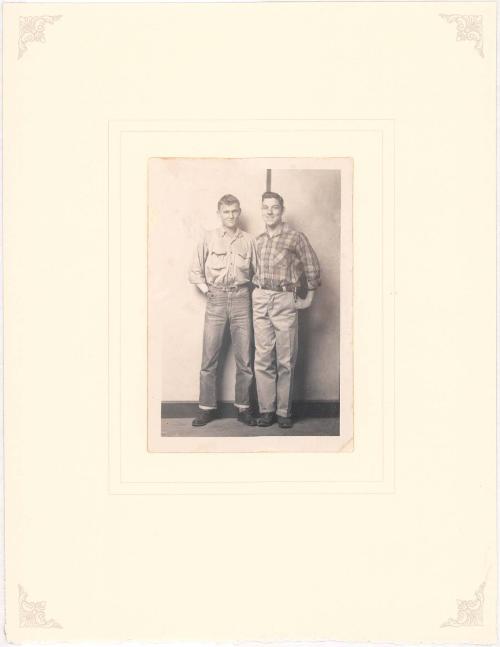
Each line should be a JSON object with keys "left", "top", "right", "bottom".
{"left": 262, "top": 191, "right": 284, "bottom": 208}
{"left": 217, "top": 194, "right": 240, "bottom": 210}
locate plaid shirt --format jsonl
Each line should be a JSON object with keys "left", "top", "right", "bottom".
{"left": 253, "top": 223, "right": 321, "bottom": 290}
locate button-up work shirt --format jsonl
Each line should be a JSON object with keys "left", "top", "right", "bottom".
{"left": 253, "top": 223, "right": 321, "bottom": 290}
{"left": 189, "top": 227, "right": 256, "bottom": 288}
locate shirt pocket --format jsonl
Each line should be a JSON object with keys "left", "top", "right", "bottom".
{"left": 235, "top": 250, "right": 250, "bottom": 271}
{"left": 208, "top": 250, "right": 228, "bottom": 270}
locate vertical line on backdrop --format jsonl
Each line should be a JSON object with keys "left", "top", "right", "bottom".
{"left": 266, "top": 169, "right": 272, "bottom": 192}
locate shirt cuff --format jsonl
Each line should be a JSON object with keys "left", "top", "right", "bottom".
{"left": 188, "top": 274, "right": 206, "bottom": 285}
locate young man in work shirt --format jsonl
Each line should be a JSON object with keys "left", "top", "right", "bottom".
{"left": 252, "top": 191, "right": 321, "bottom": 429}
{"left": 189, "top": 194, "right": 257, "bottom": 427}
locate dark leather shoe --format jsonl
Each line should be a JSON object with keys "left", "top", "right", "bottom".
{"left": 277, "top": 415, "right": 293, "bottom": 429}
{"left": 192, "top": 409, "right": 218, "bottom": 426}
{"left": 237, "top": 410, "right": 257, "bottom": 426}
{"left": 257, "top": 412, "right": 276, "bottom": 427}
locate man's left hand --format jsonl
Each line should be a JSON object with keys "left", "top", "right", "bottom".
{"left": 295, "top": 290, "right": 315, "bottom": 310}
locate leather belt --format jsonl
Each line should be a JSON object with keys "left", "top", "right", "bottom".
{"left": 255, "top": 283, "right": 296, "bottom": 293}
{"left": 208, "top": 284, "right": 249, "bottom": 292}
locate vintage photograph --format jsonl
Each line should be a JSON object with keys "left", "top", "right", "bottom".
{"left": 148, "top": 158, "right": 353, "bottom": 451}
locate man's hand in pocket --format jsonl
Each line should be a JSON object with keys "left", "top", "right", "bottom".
{"left": 295, "top": 290, "right": 315, "bottom": 310}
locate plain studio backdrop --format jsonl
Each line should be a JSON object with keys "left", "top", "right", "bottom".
{"left": 148, "top": 158, "right": 341, "bottom": 412}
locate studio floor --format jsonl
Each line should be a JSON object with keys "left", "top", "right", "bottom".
{"left": 161, "top": 417, "right": 339, "bottom": 437}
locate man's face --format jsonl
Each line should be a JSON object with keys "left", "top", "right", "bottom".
{"left": 218, "top": 202, "right": 241, "bottom": 229}
{"left": 262, "top": 197, "right": 283, "bottom": 228}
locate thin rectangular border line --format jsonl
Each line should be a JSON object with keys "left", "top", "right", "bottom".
{"left": 108, "top": 119, "right": 395, "bottom": 490}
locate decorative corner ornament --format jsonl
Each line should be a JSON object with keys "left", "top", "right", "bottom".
{"left": 441, "top": 581, "right": 485, "bottom": 627}
{"left": 18, "top": 585, "right": 62, "bottom": 628}
{"left": 440, "top": 14, "right": 484, "bottom": 57}
{"left": 18, "top": 15, "right": 62, "bottom": 60}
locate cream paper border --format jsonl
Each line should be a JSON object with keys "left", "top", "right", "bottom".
{"left": 108, "top": 119, "right": 395, "bottom": 494}
{"left": 4, "top": 2, "right": 496, "bottom": 643}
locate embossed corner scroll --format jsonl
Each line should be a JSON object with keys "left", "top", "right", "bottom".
{"left": 18, "top": 585, "right": 62, "bottom": 628}
{"left": 440, "top": 14, "right": 484, "bottom": 57}
{"left": 18, "top": 15, "right": 62, "bottom": 59}
{"left": 441, "top": 581, "right": 485, "bottom": 628}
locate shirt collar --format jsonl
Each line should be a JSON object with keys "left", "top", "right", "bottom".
{"left": 266, "top": 222, "right": 288, "bottom": 239}
{"left": 219, "top": 227, "right": 242, "bottom": 239}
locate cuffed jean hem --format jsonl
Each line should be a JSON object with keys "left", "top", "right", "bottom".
{"left": 199, "top": 404, "right": 217, "bottom": 410}
{"left": 277, "top": 409, "right": 292, "bottom": 418}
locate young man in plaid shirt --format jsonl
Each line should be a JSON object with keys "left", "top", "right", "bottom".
{"left": 252, "top": 191, "right": 321, "bottom": 428}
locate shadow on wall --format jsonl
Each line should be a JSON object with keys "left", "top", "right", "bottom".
{"left": 287, "top": 215, "right": 340, "bottom": 400}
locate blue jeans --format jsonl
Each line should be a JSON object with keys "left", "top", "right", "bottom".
{"left": 199, "top": 285, "right": 254, "bottom": 409}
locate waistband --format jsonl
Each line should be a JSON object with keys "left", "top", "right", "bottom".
{"left": 207, "top": 283, "right": 250, "bottom": 293}
{"left": 253, "top": 282, "right": 297, "bottom": 293}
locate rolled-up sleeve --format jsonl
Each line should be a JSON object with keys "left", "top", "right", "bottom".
{"left": 296, "top": 232, "right": 321, "bottom": 290}
{"left": 188, "top": 235, "right": 208, "bottom": 284}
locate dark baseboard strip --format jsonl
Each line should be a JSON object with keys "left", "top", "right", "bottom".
{"left": 162, "top": 400, "right": 339, "bottom": 419}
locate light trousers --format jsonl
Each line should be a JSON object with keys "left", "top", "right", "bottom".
{"left": 252, "top": 288, "right": 298, "bottom": 418}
